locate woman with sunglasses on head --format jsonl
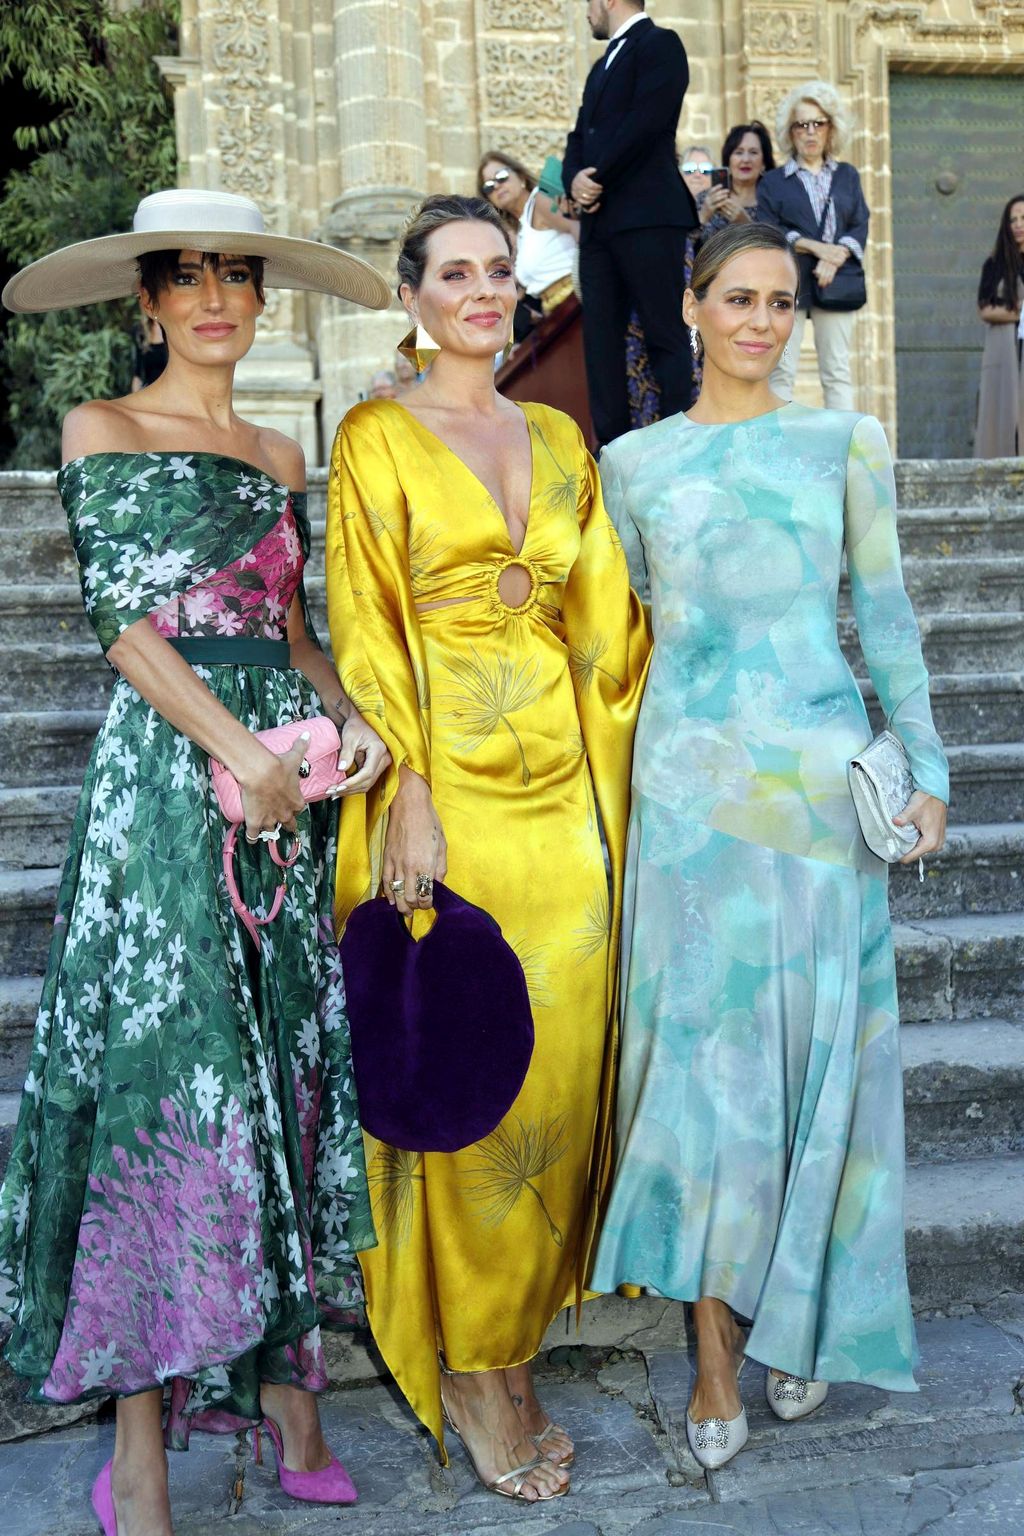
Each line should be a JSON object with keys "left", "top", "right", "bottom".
{"left": 478, "top": 150, "right": 579, "bottom": 318}
{"left": 592, "top": 222, "right": 947, "bottom": 1471}
{"left": 326, "top": 193, "right": 650, "bottom": 1504}
{"left": 0, "top": 190, "right": 391, "bottom": 1536}
{"left": 697, "top": 122, "right": 775, "bottom": 239}
{"left": 757, "top": 81, "right": 869, "bottom": 410}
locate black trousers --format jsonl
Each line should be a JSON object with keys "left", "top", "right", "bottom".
{"left": 579, "top": 225, "right": 692, "bottom": 447}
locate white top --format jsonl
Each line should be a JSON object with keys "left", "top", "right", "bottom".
{"left": 515, "top": 189, "right": 576, "bottom": 299}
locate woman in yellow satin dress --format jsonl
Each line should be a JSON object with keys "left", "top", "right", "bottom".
{"left": 325, "top": 196, "right": 649, "bottom": 1502}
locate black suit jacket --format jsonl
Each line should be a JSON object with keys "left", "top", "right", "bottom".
{"left": 562, "top": 17, "right": 697, "bottom": 241}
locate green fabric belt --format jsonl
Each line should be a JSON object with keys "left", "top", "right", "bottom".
{"left": 168, "top": 636, "right": 291, "bottom": 668}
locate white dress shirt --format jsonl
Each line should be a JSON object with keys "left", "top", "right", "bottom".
{"left": 604, "top": 11, "right": 647, "bottom": 69}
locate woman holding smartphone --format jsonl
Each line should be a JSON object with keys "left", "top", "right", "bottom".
{"left": 697, "top": 122, "right": 775, "bottom": 239}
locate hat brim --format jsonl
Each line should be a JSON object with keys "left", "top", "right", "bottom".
{"left": 2, "top": 229, "right": 393, "bottom": 313}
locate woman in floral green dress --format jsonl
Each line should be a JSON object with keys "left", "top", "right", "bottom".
{"left": 0, "top": 190, "right": 391, "bottom": 1535}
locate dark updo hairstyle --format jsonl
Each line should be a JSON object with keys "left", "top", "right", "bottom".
{"left": 476, "top": 148, "right": 537, "bottom": 198}
{"left": 137, "top": 249, "right": 266, "bottom": 306}
{"left": 690, "top": 222, "right": 798, "bottom": 300}
{"left": 721, "top": 120, "right": 776, "bottom": 176}
{"left": 396, "top": 194, "right": 514, "bottom": 296}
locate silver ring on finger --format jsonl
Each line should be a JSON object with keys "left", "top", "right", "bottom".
{"left": 389, "top": 878, "right": 406, "bottom": 894}
{"left": 415, "top": 873, "right": 434, "bottom": 901}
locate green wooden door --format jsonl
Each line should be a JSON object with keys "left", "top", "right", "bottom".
{"left": 890, "top": 74, "right": 1024, "bottom": 459}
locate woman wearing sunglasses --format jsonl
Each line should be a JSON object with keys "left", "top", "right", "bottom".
{"left": 477, "top": 150, "right": 579, "bottom": 317}
{"left": 757, "top": 81, "right": 869, "bottom": 410}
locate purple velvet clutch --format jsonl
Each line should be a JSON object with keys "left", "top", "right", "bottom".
{"left": 340, "top": 882, "right": 535, "bottom": 1153}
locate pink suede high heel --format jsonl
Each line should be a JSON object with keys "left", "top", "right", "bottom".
{"left": 90, "top": 1459, "right": 117, "bottom": 1535}
{"left": 253, "top": 1416, "right": 357, "bottom": 1505}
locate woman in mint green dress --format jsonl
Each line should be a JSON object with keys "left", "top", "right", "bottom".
{"left": 592, "top": 225, "right": 948, "bottom": 1470}
{"left": 0, "top": 191, "right": 391, "bottom": 1534}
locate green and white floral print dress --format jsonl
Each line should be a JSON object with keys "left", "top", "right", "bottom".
{"left": 0, "top": 452, "right": 374, "bottom": 1443}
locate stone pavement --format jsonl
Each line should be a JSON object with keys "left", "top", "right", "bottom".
{"left": 2, "top": 1297, "right": 1023, "bottom": 1536}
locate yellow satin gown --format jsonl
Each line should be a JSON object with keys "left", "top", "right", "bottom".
{"left": 325, "top": 398, "right": 650, "bottom": 1454}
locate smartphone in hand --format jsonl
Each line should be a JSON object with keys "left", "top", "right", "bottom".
{"left": 709, "top": 168, "right": 731, "bottom": 191}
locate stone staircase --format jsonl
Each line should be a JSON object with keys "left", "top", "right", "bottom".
{"left": 0, "top": 461, "right": 1022, "bottom": 1316}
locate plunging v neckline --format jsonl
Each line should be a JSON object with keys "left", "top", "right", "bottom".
{"left": 383, "top": 399, "right": 536, "bottom": 557}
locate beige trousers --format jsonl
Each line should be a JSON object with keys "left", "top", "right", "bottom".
{"left": 772, "top": 306, "right": 857, "bottom": 411}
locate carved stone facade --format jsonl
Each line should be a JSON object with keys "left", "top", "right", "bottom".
{"left": 162, "top": 1, "right": 1024, "bottom": 455}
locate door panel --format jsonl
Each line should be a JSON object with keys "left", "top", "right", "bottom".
{"left": 890, "top": 74, "right": 1024, "bottom": 459}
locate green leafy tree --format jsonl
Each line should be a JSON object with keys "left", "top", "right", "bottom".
{"left": 0, "top": 1, "right": 179, "bottom": 466}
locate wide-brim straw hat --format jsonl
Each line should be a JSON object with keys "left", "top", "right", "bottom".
{"left": 2, "top": 188, "right": 392, "bottom": 313}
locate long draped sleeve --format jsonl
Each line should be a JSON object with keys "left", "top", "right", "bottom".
{"left": 326, "top": 408, "right": 432, "bottom": 925}
{"left": 564, "top": 446, "right": 652, "bottom": 981}
{"left": 844, "top": 415, "right": 949, "bottom": 803}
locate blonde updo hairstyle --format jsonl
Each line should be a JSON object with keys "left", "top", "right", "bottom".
{"left": 776, "top": 80, "right": 852, "bottom": 161}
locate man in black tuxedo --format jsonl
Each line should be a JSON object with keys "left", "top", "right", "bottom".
{"left": 563, "top": 0, "right": 698, "bottom": 446}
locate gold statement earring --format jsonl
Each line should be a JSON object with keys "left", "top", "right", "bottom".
{"left": 397, "top": 320, "right": 441, "bottom": 372}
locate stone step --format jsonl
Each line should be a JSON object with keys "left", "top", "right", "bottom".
{"left": 0, "top": 786, "right": 80, "bottom": 868}
{"left": 894, "top": 456, "right": 1024, "bottom": 509}
{"left": 888, "top": 822, "right": 1023, "bottom": 922}
{"left": 904, "top": 1153, "right": 1024, "bottom": 1311}
{"left": 946, "top": 742, "right": 1024, "bottom": 823}
{"left": 0, "top": 867, "right": 59, "bottom": 976}
{"left": 0, "top": 643, "right": 112, "bottom": 712}
{"left": 0, "top": 584, "right": 92, "bottom": 644}
{"left": 894, "top": 912, "right": 1024, "bottom": 1022}
{"left": 863, "top": 671, "right": 1023, "bottom": 744}
{"left": 841, "top": 555, "right": 1024, "bottom": 614}
{"left": 0, "top": 526, "right": 79, "bottom": 583}
{"left": 0, "top": 709, "right": 104, "bottom": 787}
{"left": 902, "top": 1018, "right": 1024, "bottom": 1161}
{"left": 843, "top": 611, "right": 1024, "bottom": 674}
{"left": 0, "top": 975, "right": 40, "bottom": 1089}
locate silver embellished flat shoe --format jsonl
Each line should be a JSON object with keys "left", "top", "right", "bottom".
{"left": 685, "top": 1404, "right": 749, "bottom": 1469}
{"left": 766, "top": 1370, "right": 829, "bottom": 1421}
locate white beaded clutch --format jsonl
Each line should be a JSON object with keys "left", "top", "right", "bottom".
{"left": 848, "top": 729, "right": 920, "bottom": 866}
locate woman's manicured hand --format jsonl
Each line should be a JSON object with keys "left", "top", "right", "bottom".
{"left": 330, "top": 709, "right": 391, "bottom": 796}
{"left": 382, "top": 767, "right": 448, "bottom": 914}
{"left": 894, "top": 790, "right": 947, "bottom": 863}
{"left": 239, "top": 735, "right": 310, "bottom": 843}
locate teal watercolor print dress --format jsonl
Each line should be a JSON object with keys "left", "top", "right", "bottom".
{"left": 592, "top": 406, "right": 948, "bottom": 1391}
{"left": 0, "top": 453, "right": 373, "bottom": 1441}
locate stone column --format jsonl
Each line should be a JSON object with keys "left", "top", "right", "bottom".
{"left": 317, "top": 0, "right": 431, "bottom": 436}
{"left": 160, "top": 0, "right": 322, "bottom": 458}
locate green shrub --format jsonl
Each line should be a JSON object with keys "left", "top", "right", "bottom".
{"left": 0, "top": 1, "right": 178, "bottom": 467}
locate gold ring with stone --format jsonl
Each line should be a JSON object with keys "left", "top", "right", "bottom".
{"left": 389, "top": 878, "right": 406, "bottom": 893}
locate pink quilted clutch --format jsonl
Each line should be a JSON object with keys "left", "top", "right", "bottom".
{"left": 210, "top": 715, "right": 342, "bottom": 823}
{"left": 210, "top": 716, "right": 343, "bottom": 950}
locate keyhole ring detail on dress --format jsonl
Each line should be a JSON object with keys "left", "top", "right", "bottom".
{"left": 494, "top": 556, "right": 538, "bottom": 613}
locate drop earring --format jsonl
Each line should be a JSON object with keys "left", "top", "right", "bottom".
{"left": 689, "top": 325, "right": 702, "bottom": 358}
{"left": 397, "top": 320, "right": 441, "bottom": 373}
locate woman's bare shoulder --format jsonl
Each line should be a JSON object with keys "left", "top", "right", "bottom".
{"left": 61, "top": 397, "right": 145, "bottom": 464}
{"left": 251, "top": 425, "right": 306, "bottom": 491}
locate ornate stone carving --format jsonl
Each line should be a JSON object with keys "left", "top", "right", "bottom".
{"left": 323, "top": 187, "right": 424, "bottom": 246}
{"left": 482, "top": 41, "right": 572, "bottom": 122}
{"left": 485, "top": 126, "right": 566, "bottom": 170}
{"left": 744, "top": 6, "right": 816, "bottom": 56}
{"left": 208, "top": 0, "right": 275, "bottom": 208}
{"left": 483, "top": 0, "right": 562, "bottom": 27}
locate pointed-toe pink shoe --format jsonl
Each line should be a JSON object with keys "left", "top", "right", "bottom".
{"left": 254, "top": 1417, "right": 357, "bottom": 1505}
{"left": 90, "top": 1459, "right": 117, "bottom": 1535}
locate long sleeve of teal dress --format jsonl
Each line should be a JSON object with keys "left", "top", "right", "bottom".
{"left": 845, "top": 416, "right": 949, "bottom": 804}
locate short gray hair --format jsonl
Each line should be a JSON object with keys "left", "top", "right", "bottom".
{"left": 776, "top": 80, "right": 852, "bottom": 159}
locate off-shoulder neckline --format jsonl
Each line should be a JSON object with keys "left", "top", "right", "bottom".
{"left": 57, "top": 449, "right": 302, "bottom": 495}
